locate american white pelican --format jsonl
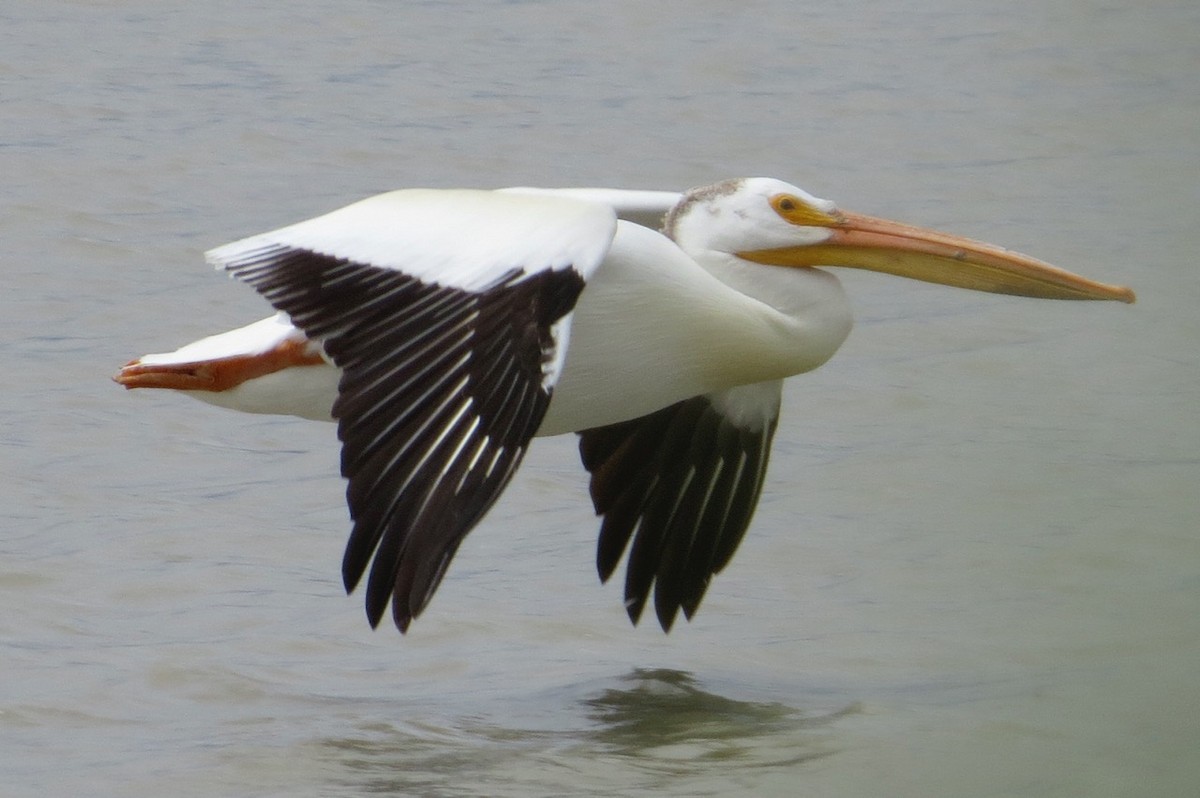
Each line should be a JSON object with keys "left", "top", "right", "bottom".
{"left": 116, "top": 179, "right": 1134, "bottom": 633}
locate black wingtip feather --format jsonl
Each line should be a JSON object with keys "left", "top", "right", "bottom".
{"left": 578, "top": 391, "right": 779, "bottom": 632}
{"left": 226, "top": 246, "right": 585, "bottom": 634}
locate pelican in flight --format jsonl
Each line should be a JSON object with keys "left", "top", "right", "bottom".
{"left": 116, "top": 179, "right": 1133, "bottom": 633}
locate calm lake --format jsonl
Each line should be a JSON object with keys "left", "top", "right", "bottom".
{"left": 3, "top": 1, "right": 1198, "bottom": 795}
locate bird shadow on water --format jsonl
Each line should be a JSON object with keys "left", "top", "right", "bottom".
{"left": 313, "top": 668, "right": 858, "bottom": 796}
{"left": 584, "top": 668, "right": 848, "bottom": 761}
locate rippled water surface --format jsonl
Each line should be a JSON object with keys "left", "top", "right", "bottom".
{"left": 4, "top": 1, "right": 1198, "bottom": 795}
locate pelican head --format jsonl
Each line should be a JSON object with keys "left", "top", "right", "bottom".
{"left": 665, "top": 177, "right": 1136, "bottom": 304}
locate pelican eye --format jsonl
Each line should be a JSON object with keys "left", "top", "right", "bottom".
{"left": 770, "top": 193, "right": 839, "bottom": 227}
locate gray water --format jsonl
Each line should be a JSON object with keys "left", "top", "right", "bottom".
{"left": 4, "top": 1, "right": 1198, "bottom": 795}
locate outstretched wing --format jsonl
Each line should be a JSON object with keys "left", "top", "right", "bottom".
{"left": 577, "top": 380, "right": 782, "bottom": 631}
{"left": 210, "top": 189, "right": 616, "bottom": 632}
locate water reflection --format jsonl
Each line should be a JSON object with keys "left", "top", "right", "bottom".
{"left": 581, "top": 668, "right": 851, "bottom": 765}
{"left": 311, "top": 669, "right": 857, "bottom": 795}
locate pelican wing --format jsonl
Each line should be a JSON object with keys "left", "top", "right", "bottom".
{"left": 499, "top": 187, "right": 682, "bottom": 230}
{"left": 210, "top": 189, "right": 617, "bottom": 631}
{"left": 577, "top": 380, "right": 782, "bottom": 631}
